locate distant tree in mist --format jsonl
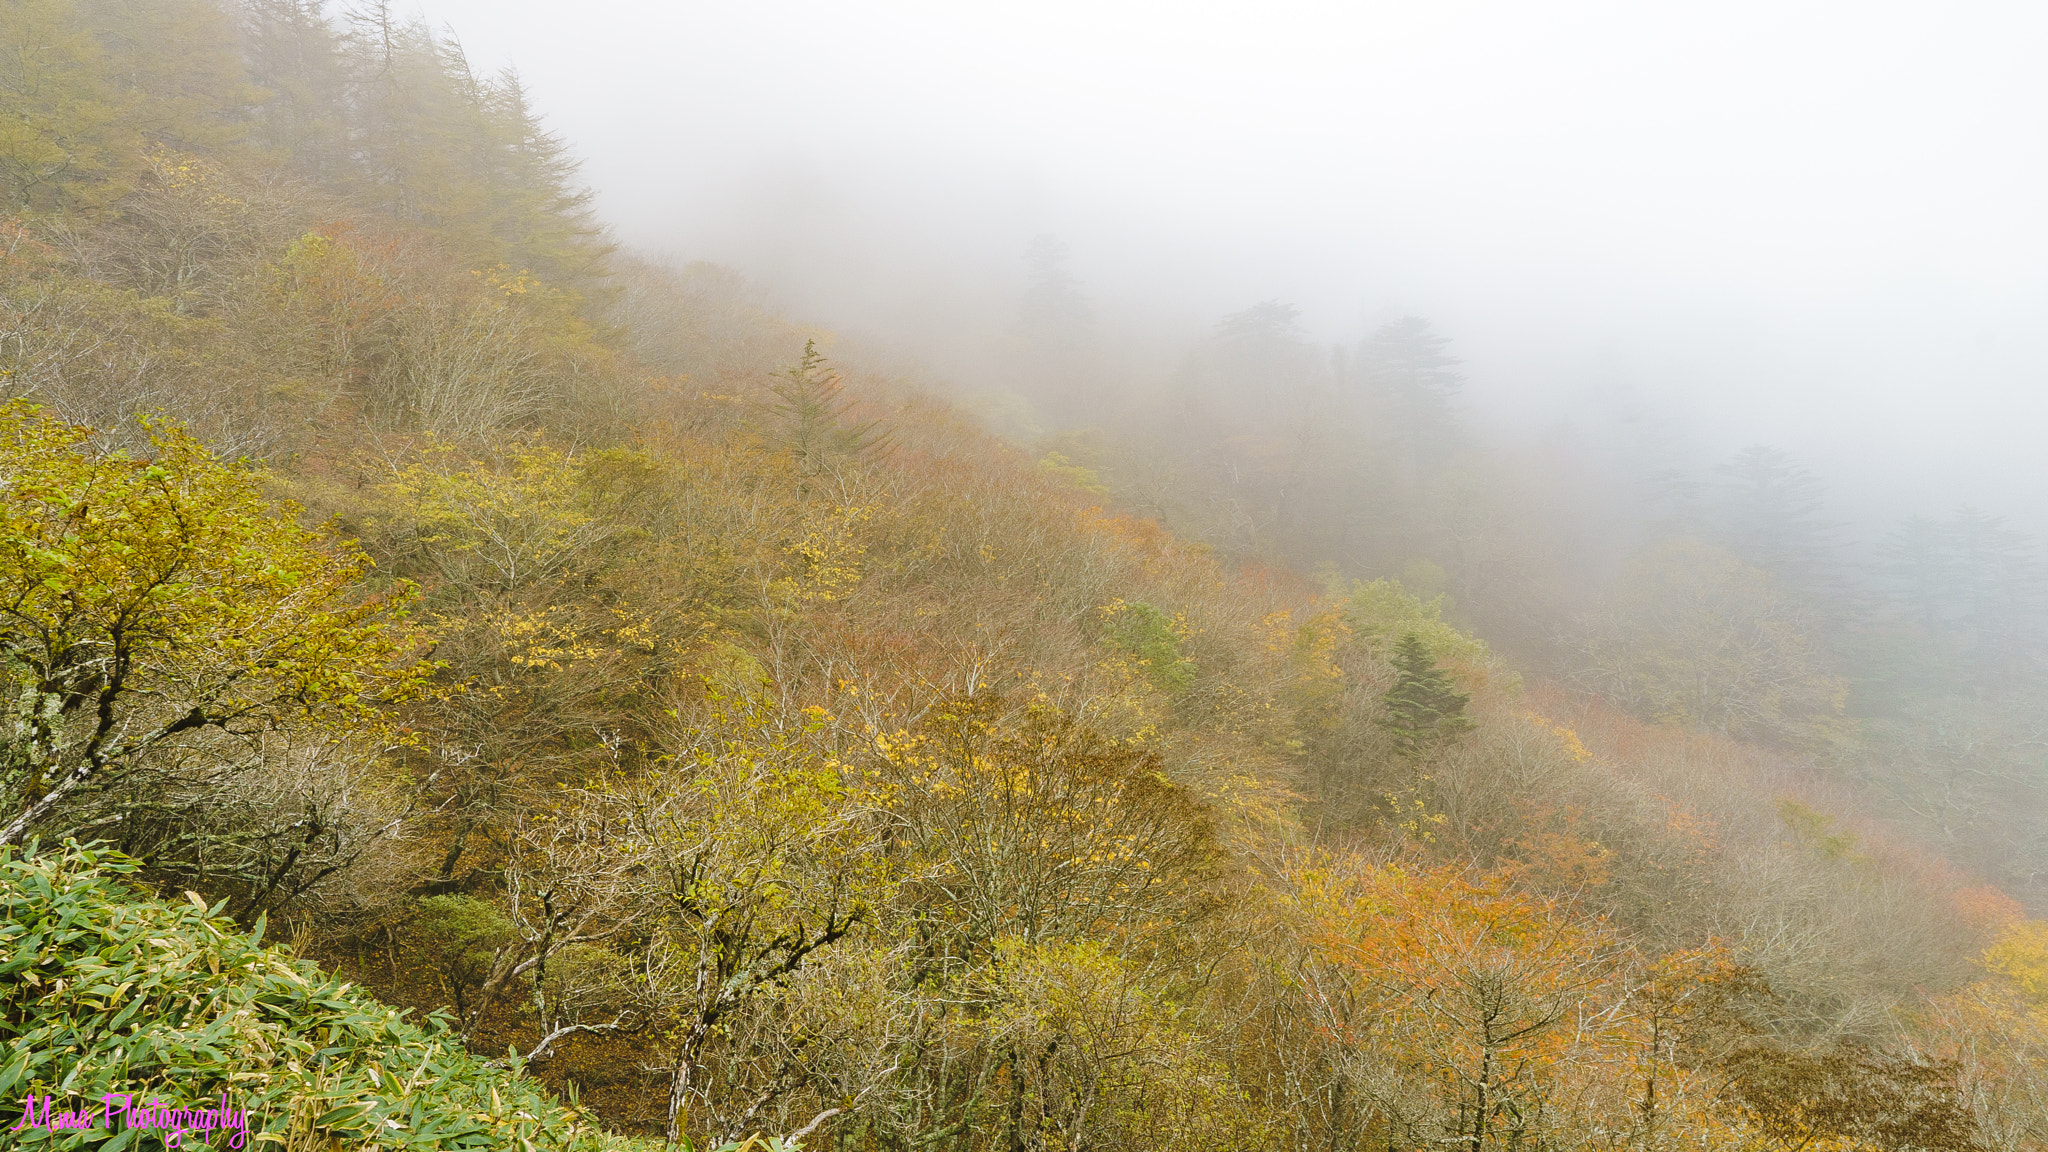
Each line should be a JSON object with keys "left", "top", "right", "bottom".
{"left": 1017, "top": 235, "right": 1094, "bottom": 352}
{"left": 336, "top": 2, "right": 607, "bottom": 281}
{"left": 1123, "top": 305, "right": 1478, "bottom": 579}
{"left": 1713, "top": 446, "right": 1840, "bottom": 602}
{"left": 1879, "top": 508, "right": 2044, "bottom": 683}
{"left": 239, "top": 0, "right": 350, "bottom": 179}
{"left": 1183, "top": 301, "right": 1328, "bottom": 547}
{"left": 1354, "top": 316, "right": 1463, "bottom": 479}
{"left": 1212, "top": 300, "right": 1315, "bottom": 390}
{"left": 1012, "top": 234, "right": 1098, "bottom": 421}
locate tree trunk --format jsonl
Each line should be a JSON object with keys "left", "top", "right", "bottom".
{"left": 667, "top": 1012, "right": 716, "bottom": 1143}
{"left": 666, "top": 1055, "right": 695, "bottom": 1145}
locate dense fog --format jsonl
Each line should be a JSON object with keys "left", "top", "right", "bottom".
{"left": 14, "top": 1, "right": 2048, "bottom": 1144}
{"left": 352, "top": 0, "right": 2048, "bottom": 921}
{"left": 414, "top": 0, "right": 2048, "bottom": 529}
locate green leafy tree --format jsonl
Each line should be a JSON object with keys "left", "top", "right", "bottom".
{"left": 407, "top": 893, "right": 518, "bottom": 1026}
{"left": 857, "top": 698, "right": 1228, "bottom": 1151}
{"left": 1101, "top": 599, "right": 1196, "bottom": 696}
{"left": 1379, "top": 630, "right": 1473, "bottom": 759}
{"left": 631, "top": 695, "right": 889, "bottom": 1145}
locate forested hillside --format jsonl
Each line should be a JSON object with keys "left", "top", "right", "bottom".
{"left": 3, "top": 2, "right": 2047, "bottom": 1150}
{"left": 1017, "top": 285, "right": 2048, "bottom": 905}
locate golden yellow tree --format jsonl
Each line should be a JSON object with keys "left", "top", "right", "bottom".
{"left": 0, "top": 403, "right": 425, "bottom": 846}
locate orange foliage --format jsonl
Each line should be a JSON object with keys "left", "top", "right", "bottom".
{"left": 1079, "top": 506, "right": 1177, "bottom": 559}
{"left": 1954, "top": 885, "right": 2027, "bottom": 935}
{"left": 1299, "top": 858, "right": 1633, "bottom": 1140}
{"left": 1510, "top": 828, "right": 1617, "bottom": 890}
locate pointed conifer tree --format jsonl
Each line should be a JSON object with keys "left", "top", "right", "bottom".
{"left": 769, "top": 340, "right": 889, "bottom": 479}
{"left": 1358, "top": 315, "right": 1463, "bottom": 480}
{"left": 1380, "top": 630, "right": 1474, "bottom": 759}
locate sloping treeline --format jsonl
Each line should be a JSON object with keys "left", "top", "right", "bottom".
{"left": 4, "top": 2, "right": 2048, "bottom": 1150}
{"left": 1011, "top": 251, "right": 2048, "bottom": 912}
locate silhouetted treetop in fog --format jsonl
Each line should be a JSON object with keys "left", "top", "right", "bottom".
{"left": 1012, "top": 234, "right": 1098, "bottom": 421}
{"left": 1880, "top": 507, "right": 2045, "bottom": 681}
{"left": 1713, "top": 445, "right": 1841, "bottom": 601}
{"left": 1356, "top": 315, "right": 1463, "bottom": 475}
{"left": 1211, "top": 300, "right": 1317, "bottom": 393}
{"left": 1017, "top": 234, "right": 1094, "bottom": 351}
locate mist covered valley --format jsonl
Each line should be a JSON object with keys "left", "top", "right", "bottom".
{"left": 3, "top": 1, "right": 2048, "bottom": 1149}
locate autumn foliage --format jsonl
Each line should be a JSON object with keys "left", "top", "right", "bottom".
{"left": 0, "top": 2, "right": 2037, "bottom": 1149}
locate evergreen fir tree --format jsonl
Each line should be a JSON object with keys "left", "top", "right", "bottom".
{"left": 478, "top": 69, "right": 609, "bottom": 282}
{"left": 1212, "top": 300, "right": 1316, "bottom": 399}
{"left": 1357, "top": 315, "right": 1463, "bottom": 479}
{"left": 1380, "top": 630, "right": 1474, "bottom": 758}
{"left": 1013, "top": 234, "right": 1097, "bottom": 422}
{"left": 1713, "top": 444, "right": 1840, "bottom": 601}
{"left": 239, "top": 0, "right": 350, "bottom": 180}
{"left": 769, "top": 340, "right": 889, "bottom": 479}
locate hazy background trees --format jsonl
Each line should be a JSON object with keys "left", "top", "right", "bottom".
{"left": 6, "top": 1, "right": 2047, "bottom": 1148}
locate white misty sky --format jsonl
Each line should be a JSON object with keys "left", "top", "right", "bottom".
{"left": 409, "top": 0, "right": 2048, "bottom": 528}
